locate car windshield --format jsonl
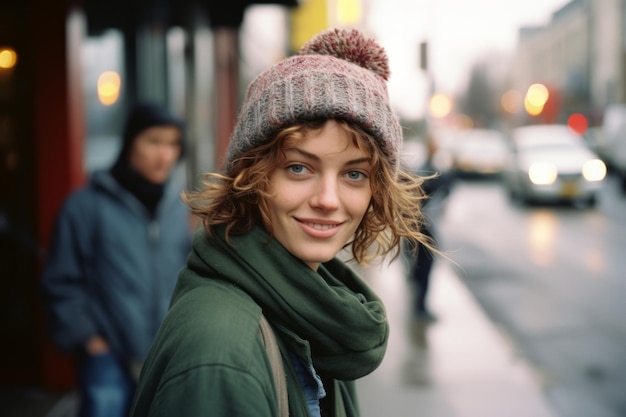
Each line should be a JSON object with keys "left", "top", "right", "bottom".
{"left": 522, "top": 142, "right": 578, "bottom": 154}
{"left": 514, "top": 126, "right": 584, "bottom": 152}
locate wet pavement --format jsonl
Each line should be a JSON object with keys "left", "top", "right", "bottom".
{"left": 354, "top": 257, "right": 557, "bottom": 417}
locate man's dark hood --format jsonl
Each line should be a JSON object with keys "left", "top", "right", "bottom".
{"left": 110, "top": 102, "right": 185, "bottom": 216}
{"left": 112, "top": 102, "right": 185, "bottom": 170}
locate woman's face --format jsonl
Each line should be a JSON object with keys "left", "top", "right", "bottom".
{"left": 265, "top": 120, "right": 373, "bottom": 270}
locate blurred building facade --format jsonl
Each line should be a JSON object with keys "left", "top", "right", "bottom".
{"left": 511, "top": 0, "right": 626, "bottom": 124}
{"left": 588, "top": 0, "right": 626, "bottom": 110}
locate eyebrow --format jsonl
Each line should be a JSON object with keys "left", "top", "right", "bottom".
{"left": 287, "top": 148, "right": 372, "bottom": 166}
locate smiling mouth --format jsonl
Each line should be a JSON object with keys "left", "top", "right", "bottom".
{"left": 302, "top": 221, "right": 339, "bottom": 231}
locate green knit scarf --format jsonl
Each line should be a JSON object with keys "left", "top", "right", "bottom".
{"left": 185, "top": 224, "right": 389, "bottom": 380}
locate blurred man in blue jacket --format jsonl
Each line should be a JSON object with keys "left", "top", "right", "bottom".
{"left": 41, "top": 102, "right": 192, "bottom": 417}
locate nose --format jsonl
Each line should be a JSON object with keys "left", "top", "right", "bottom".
{"left": 157, "top": 142, "right": 180, "bottom": 165}
{"left": 310, "top": 176, "right": 340, "bottom": 211}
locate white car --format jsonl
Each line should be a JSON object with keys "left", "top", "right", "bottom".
{"left": 451, "top": 128, "right": 508, "bottom": 177}
{"left": 503, "top": 124, "right": 607, "bottom": 207}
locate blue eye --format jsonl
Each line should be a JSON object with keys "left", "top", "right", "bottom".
{"left": 347, "top": 170, "right": 365, "bottom": 180}
{"left": 288, "top": 164, "right": 307, "bottom": 174}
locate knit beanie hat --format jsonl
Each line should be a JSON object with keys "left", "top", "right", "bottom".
{"left": 225, "top": 28, "right": 402, "bottom": 172}
{"left": 113, "top": 101, "right": 185, "bottom": 169}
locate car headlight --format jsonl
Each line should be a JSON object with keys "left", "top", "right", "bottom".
{"left": 528, "top": 162, "right": 557, "bottom": 185}
{"left": 582, "top": 159, "right": 607, "bottom": 182}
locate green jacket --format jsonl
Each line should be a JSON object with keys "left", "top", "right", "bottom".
{"left": 131, "top": 224, "right": 389, "bottom": 417}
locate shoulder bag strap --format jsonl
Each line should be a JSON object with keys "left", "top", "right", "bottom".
{"left": 259, "top": 313, "right": 289, "bottom": 417}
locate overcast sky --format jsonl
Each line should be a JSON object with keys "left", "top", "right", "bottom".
{"left": 366, "top": 0, "right": 571, "bottom": 118}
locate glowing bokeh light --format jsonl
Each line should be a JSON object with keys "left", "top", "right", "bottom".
{"left": 97, "top": 71, "right": 121, "bottom": 106}
{"left": 501, "top": 89, "right": 522, "bottom": 114}
{"left": 524, "top": 96, "right": 544, "bottom": 116}
{"left": 567, "top": 113, "right": 588, "bottom": 135}
{"left": 429, "top": 93, "right": 453, "bottom": 118}
{"left": 582, "top": 159, "right": 607, "bottom": 182}
{"left": 526, "top": 83, "right": 549, "bottom": 107}
{"left": 0, "top": 48, "right": 18, "bottom": 69}
{"left": 528, "top": 162, "right": 557, "bottom": 185}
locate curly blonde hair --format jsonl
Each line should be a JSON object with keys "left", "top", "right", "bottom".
{"left": 183, "top": 119, "right": 433, "bottom": 265}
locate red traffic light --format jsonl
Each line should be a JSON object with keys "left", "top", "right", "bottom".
{"left": 567, "top": 113, "right": 588, "bottom": 135}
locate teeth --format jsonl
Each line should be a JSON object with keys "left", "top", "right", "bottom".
{"left": 305, "top": 222, "right": 337, "bottom": 230}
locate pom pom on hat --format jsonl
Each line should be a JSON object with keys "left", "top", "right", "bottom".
{"left": 225, "top": 28, "right": 402, "bottom": 172}
{"left": 299, "top": 28, "right": 391, "bottom": 80}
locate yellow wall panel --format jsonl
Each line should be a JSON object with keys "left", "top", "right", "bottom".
{"left": 290, "top": 0, "right": 328, "bottom": 52}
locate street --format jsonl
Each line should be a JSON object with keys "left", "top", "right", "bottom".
{"left": 438, "top": 172, "right": 626, "bottom": 417}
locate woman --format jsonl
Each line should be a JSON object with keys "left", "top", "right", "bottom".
{"left": 131, "top": 28, "right": 431, "bottom": 417}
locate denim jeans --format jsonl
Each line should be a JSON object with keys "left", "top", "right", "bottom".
{"left": 78, "top": 352, "right": 136, "bottom": 417}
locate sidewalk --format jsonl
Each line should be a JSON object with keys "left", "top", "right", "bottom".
{"left": 3, "top": 257, "right": 557, "bottom": 417}
{"left": 355, "top": 258, "right": 557, "bottom": 417}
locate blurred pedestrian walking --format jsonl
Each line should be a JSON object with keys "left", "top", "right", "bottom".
{"left": 408, "top": 134, "right": 455, "bottom": 322}
{"left": 41, "top": 102, "right": 192, "bottom": 417}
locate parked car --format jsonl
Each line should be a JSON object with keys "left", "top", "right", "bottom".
{"left": 503, "top": 124, "right": 607, "bottom": 207}
{"left": 451, "top": 128, "right": 508, "bottom": 177}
